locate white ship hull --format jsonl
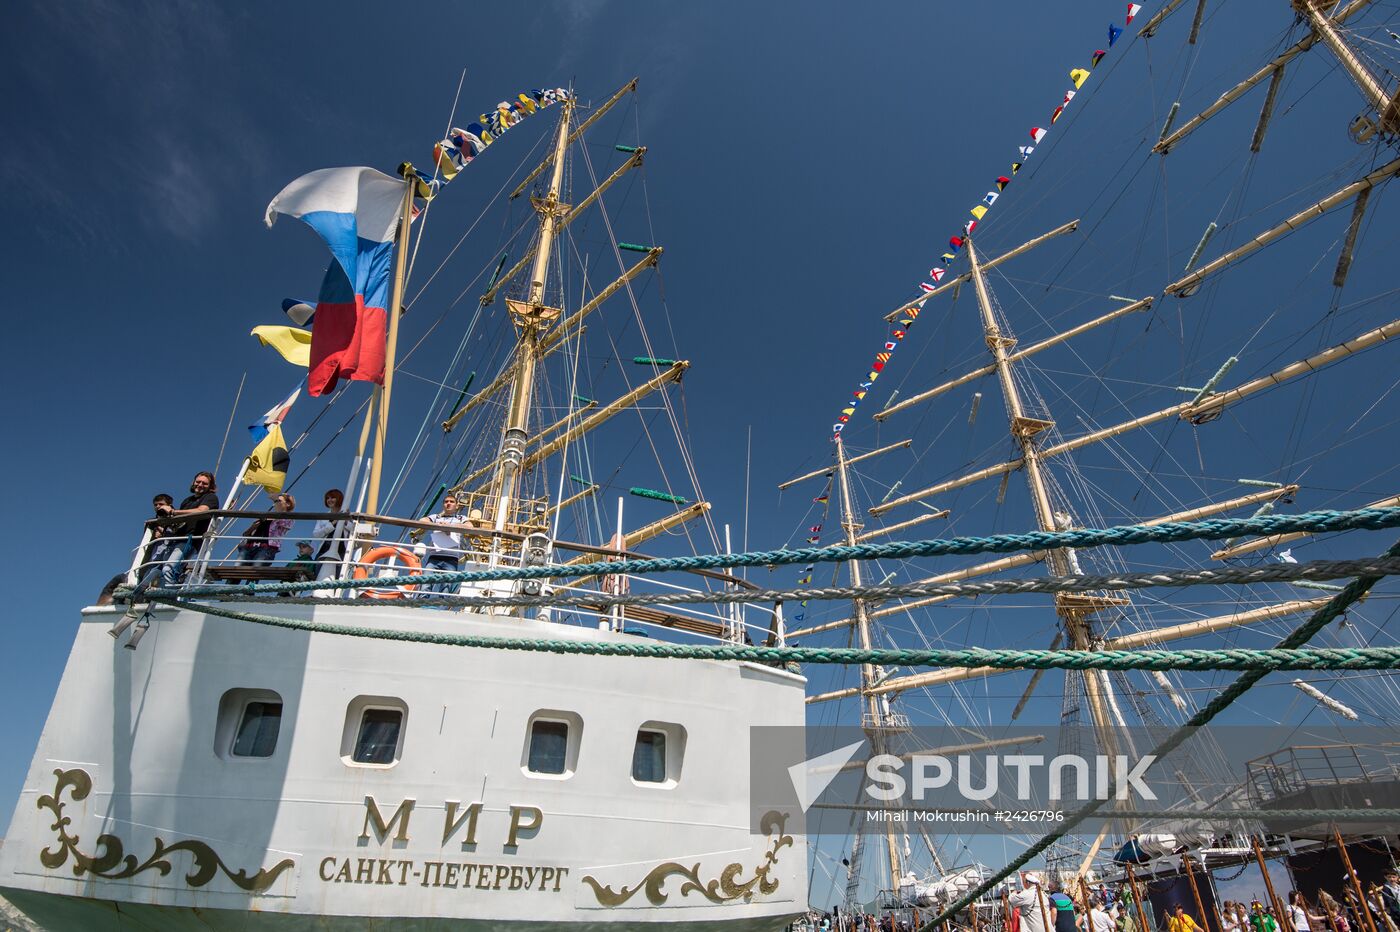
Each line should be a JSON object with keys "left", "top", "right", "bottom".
{"left": 0, "top": 603, "right": 807, "bottom": 929}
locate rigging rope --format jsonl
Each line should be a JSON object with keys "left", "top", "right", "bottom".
{"left": 147, "top": 556, "right": 1400, "bottom": 612}
{"left": 915, "top": 534, "right": 1400, "bottom": 932}
{"left": 140, "top": 598, "right": 1400, "bottom": 673}
{"left": 153, "top": 506, "right": 1400, "bottom": 599}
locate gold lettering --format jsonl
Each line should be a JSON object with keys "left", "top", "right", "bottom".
{"left": 319, "top": 856, "right": 337, "bottom": 882}
{"left": 421, "top": 860, "right": 442, "bottom": 887}
{"left": 476, "top": 863, "right": 494, "bottom": 889}
{"left": 494, "top": 865, "right": 510, "bottom": 889}
{"left": 461, "top": 863, "right": 478, "bottom": 887}
{"left": 376, "top": 859, "right": 394, "bottom": 885}
{"left": 506, "top": 805, "right": 542, "bottom": 848}
{"left": 355, "top": 858, "right": 375, "bottom": 884}
{"left": 334, "top": 860, "right": 353, "bottom": 883}
{"left": 554, "top": 867, "right": 568, "bottom": 892}
{"left": 396, "top": 860, "right": 411, "bottom": 885}
{"left": 539, "top": 866, "right": 555, "bottom": 890}
{"left": 443, "top": 862, "right": 460, "bottom": 888}
{"left": 359, "top": 796, "right": 415, "bottom": 847}
{"left": 524, "top": 866, "right": 539, "bottom": 890}
{"left": 509, "top": 865, "right": 525, "bottom": 890}
{"left": 441, "top": 800, "right": 483, "bottom": 848}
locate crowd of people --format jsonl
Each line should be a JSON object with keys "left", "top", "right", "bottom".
{"left": 787, "top": 869, "right": 1400, "bottom": 932}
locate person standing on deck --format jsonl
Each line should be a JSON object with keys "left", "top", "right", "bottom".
{"left": 113, "top": 471, "right": 219, "bottom": 642}
{"left": 422, "top": 493, "right": 468, "bottom": 596}
{"left": 1250, "top": 901, "right": 1279, "bottom": 932}
{"left": 1047, "top": 880, "right": 1078, "bottom": 932}
{"left": 1010, "top": 873, "right": 1053, "bottom": 932}
{"left": 311, "top": 488, "right": 351, "bottom": 593}
{"left": 1169, "top": 905, "right": 1203, "bottom": 932}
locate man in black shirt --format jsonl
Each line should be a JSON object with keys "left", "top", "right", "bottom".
{"left": 113, "top": 471, "right": 220, "bottom": 645}
{"left": 159, "top": 471, "right": 221, "bottom": 582}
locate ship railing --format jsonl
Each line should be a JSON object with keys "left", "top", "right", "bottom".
{"left": 124, "top": 510, "right": 786, "bottom": 646}
{"left": 1244, "top": 742, "right": 1400, "bottom": 805}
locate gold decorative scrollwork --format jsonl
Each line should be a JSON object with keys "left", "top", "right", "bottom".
{"left": 36, "top": 768, "right": 295, "bottom": 893}
{"left": 582, "top": 810, "right": 793, "bottom": 907}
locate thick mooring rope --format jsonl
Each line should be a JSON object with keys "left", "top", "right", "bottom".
{"left": 148, "top": 597, "right": 1400, "bottom": 671}
{"left": 150, "top": 556, "right": 1400, "bottom": 612}
{"left": 915, "top": 536, "right": 1400, "bottom": 931}
{"left": 142, "top": 506, "right": 1400, "bottom": 599}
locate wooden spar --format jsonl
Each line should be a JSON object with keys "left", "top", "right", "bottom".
{"left": 854, "top": 508, "right": 950, "bottom": 543}
{"left": 1212, "top": 492, "right": 1400, "bottom": 560}
{"left": 881, "top": 221, "right": 1079, "bottom": 323}
{"left": 365, "top": 177, "right": 417, "bottom": 515}
{"left": 1251, "top": 63, "right": 1286, "bottom": 154}
{"left": 1253, "top": 838, "right": 1293, "bottom": 932}
{"left": 1184, "top": 854, "right": 1225, "bottom": 932}
{"left": 533, "top": 400, "right": 600, "bottom": 446}
{"left": 1295, "top": 0, "right": 1400, "bottom": 134}
{"left": 565, "top": 502, "right": 712, "bottom": 582}
{"left": 876, "top": 296, "right": 1153, "bottom": 421}
{"left": 1077, "top": 827, "right": 1111, "bottom": 883}
{"left": 1012, "top": 633, "right": 1064, "bottom": 721}
{"left": 777, "top": 439, "right": 912, "bottom": 490}
{"left": 540, "top": 248, "right": 663, "bottom": 352}
{"left": 488, "top": 97, "right": 575, "bottom": 534}
{"left": 1333, "top": 186, "right": 1371, "bottom": 287}
{"left": 1106, "top": 598, "right": 1331, "bottom": 649}
{"left": 516, "top": 362, "right": 688, "bottom": 473}
{"left": 1136, "top": 0, "right": 1189, "bottom": 37}
{"left": 1187, "top": 0, "right": 1207, "bottom": 45}
{"left": 441, "top": 325, "right": 579, "bottom": 432}
{"left": 805, "top": 596, "right": 1328, "bottom": 704}
{"left": 450, "top": 399, "right": 607, "bottom": 492}
{"left": 1334, "top": 827, "right": 1381, "bottom": 932}
{"left": 823, "top": 734, "right": 1047, "bottom": 776}
{"left": 544, "top": 481, "right": 598, "bottom": 518}
{"left": 1184, "top": 318, "right": 1400, "bottom": 421}
{"left": 834, "top": 434, "right": 904, "bottom": 892}
{"left": 967, "top": 238, "right": 1125, "bottom": 773}
{"left": 560, "top": 148, "right": 646, "bottom": 227}
{"left": 1125, "top": 864, "right": 1152, "bottom": 932}
{"left": 483, "top": 150, "right": 647, "bottom": 305}
{"left": 1154, "top": 0, "right": 1373, "bottom": 152}
{"left": 509, "top": 78, "right": 638, "bottom": 200}
{"left": 789, "top": 484, "right": 1295, "bottom": 640}
{"left": 1165, "top": 157, "right": 1400, "bottom": 296}
{"left": 872, "top": 317, "right": 1399, "bottom": 517}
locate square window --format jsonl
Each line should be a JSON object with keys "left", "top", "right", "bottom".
{"left": 632, "top": 730, "right": 667, "bottom": 783}
{"left": 354, "top": 708, "right": 403, "bottom": 764}
{"left": 528, "top": 720, "right": 569, "bottom": 774}
{"left": 231, "top": 701, "right": 282, "bottom": 758}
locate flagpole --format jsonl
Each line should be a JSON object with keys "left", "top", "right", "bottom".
{"left": 366, "top": 177, "right": 416, "bottom": 516}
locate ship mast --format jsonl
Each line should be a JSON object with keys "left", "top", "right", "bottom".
{"left": 963, "top": 237, "right": 1126, "bottom": 776}
{"left": 833, "top": 433, "right": 905, "bottom": 904}
{"left": 489, "top": 96, "right": 575, "bottom": 535}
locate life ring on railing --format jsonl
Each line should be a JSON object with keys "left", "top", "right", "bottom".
{"left": 352, "top": 546, "right": 422, "bottom": 599}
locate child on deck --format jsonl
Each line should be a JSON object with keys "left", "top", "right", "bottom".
{"left": 240, "top": 493, "right": 295, "bottom": 565}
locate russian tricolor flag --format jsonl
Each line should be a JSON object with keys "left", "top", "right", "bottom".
{"left": 265, "top": 167, "right": 406, "bottom": 396}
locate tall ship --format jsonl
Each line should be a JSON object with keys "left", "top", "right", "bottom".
{"left": 5, "top": 2, "right": 1400, "bottom": 930}
{"left": 767, "top": 0, "right": 1400, "bottom": 923}
{"left": 0, "top": 82, "right": 808, "bottom": 928}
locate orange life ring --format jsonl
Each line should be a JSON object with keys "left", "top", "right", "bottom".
{"left": 352, "top": 546, "right": 422, "bottom": 599}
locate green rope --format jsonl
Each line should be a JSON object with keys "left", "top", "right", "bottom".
{"left": 145, "top": 598, "right": 1400, "bottom": 671}
{"left": 917, "top": 536, "right": 1400, "bottom": 931}
{"left": 153, "top": 556, "right": 1400, "bottom": 612}
{"left": 153, "top": 506, "right": 1400, "bottom": 600}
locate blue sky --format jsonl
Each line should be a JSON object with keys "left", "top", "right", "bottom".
{"left": 4, "top": 0, "right": 1400, "bottom": 902}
